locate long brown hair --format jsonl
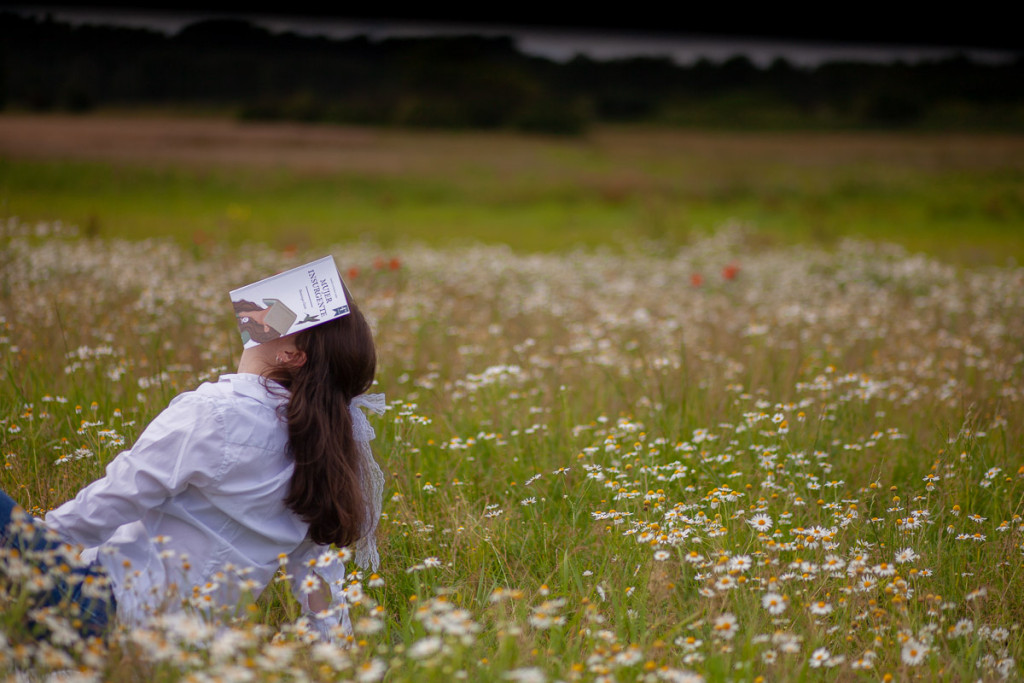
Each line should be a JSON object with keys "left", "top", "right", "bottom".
{"left": 265, "top": 302, "right": 377, "bottom": 547}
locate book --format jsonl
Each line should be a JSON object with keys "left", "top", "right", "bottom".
{"left": 229, "top": 255, "right": 350, "bottom": 348}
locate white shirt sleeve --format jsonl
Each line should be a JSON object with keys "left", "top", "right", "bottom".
{"left": 45, "top": 391, "right": 228, "bottom": 548}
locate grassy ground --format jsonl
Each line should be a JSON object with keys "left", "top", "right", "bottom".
{"left": 1, "top": 115, "right": 1022, "bottom": 264}
{"left": 1, "top": 223, "right": 1023, "bottom": 681}
{"left": 1, "top": 115, "right": 1023, "bottom": 681}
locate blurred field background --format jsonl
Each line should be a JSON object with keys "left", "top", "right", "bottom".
{"left": 1, "top": 115, "right": 1023, "bottom": 265}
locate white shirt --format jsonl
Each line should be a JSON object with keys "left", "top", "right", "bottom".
{"left": 45, "top": 373, "right": 351, "bottom": 636}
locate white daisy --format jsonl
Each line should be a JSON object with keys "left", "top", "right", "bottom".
{"left": 901, "top": 639, "right": 928, "bottom": 665}
{"left": 894, "top": 547, "right": 918, "bottom": 564}
{"left": 809, "top": 600, "right": 833, "bottom": 616}
{"left": 761, "top": 592, "right": 787, "bottom": 615}
{"left": 809, "top": 647, "right": 830, "bottom": 668}
{"left": 712, "top": 612, "right": 738, "bottom": 640}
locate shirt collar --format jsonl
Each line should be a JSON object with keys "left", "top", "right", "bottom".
{"left": 220, "top": 373, "right": 289, "bottom": 407}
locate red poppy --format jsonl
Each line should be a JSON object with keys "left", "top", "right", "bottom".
{"left": 691, "top": 273, "right": 703, "bottom": 287}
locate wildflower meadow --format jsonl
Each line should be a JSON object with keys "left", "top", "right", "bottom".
{"left": 1, "top": 218, "right": 1022, "bottom": 681}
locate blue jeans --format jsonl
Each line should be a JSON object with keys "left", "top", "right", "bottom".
{"left": 0, "top": 488, "right": 116, "bottom": 637}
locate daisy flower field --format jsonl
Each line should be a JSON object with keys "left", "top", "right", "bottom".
{"left": 1, "top": 218, "right": 1022, "bottom": 681}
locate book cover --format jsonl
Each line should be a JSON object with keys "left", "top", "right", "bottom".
{"left": 229, "top": 255, "right": 350, "bottom": 348}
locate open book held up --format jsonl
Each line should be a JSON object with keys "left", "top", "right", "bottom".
{"left": 229, "top": 255, "right": 350, "bottom": 348}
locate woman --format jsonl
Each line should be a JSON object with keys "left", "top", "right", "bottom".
{"left": 0, "top": 298, "right": 383, "bottom": 641}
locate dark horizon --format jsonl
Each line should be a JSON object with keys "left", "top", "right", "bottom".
{"left": 3, "top": 8, "right": 1021, "bottom": 134}
{"left": 5, "top": 5, "right": 1020, "bottom": 72}
{"left": 6, "top": 3, "right": 1022, "bottom": 55}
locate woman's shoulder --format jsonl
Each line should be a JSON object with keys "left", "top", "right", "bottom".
{"left": 154, "top": 375, "right": 286, "bottom": 440}
{"left": 183, "top": 374, "right": 289, "bottom": 448}
{"left": 185, "top": 373, "right": 289, "bottom": 409}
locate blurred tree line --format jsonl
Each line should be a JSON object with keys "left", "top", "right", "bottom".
{"left": 2, "top": 12, "right": 1022, "bottom": 133}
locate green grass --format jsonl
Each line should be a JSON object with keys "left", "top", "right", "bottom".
{"left": 1, "top": 120, "right": 1024, "bottom": 680}
{"left": 1, "top": 227, "right": 1022, "bottom": 681}
{"left": 1, "top": 124, "right": 1022, "bottom": 263}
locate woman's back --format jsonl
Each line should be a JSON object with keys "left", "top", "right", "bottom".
{"left": 46, "top": 373, "right": 310, "bottom": 623}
